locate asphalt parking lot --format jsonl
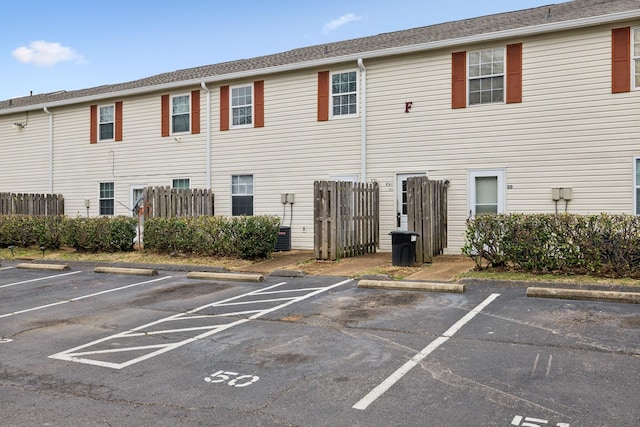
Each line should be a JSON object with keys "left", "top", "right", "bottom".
{"left": 1, "top": 260, "right": 639, "bottom": 426}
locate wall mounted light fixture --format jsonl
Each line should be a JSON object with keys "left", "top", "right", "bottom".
{"left": 12, "top": 122, "right": 27, "bottom": 129}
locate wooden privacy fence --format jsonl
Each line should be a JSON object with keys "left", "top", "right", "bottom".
{"left": 143, "top": 186, "right": 214, "bottom": 218}
{"left": 0, "top": 192, "right": 64, "bottom": 216}
{"left": 406, "top": 177, "right": 448, "bottom": 263}
{"left": 314, "top": 180, "right": 379, "bottom": 260}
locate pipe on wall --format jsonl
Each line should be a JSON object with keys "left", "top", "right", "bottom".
{"left": 43, "top": 107, "right": 53, "bottom": 193}
{"left": 201, "top": 82, "right": 211, "bottom": 190}
{"left": 357, "top": 58, "right": 367, "bottom": 183}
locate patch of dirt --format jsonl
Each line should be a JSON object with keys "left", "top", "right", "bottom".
{"left": 621, "top": 316, "right": 640, "bottom": 329}
{"left": 130, "top": 282, "right": 231, "bottom": 305}
{"left": 272, "top": 353, "right": 312, "bottom": 364}
{"left": 338, "top": 292, "right": 425, "bottom": 322}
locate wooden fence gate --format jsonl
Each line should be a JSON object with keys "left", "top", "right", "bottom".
{"left": 314, "top": 181, "right": 379, "bottom": 260}
{"left": 143, "top": 186, "right": 214, "bottom": 218}
{"left": 406, "top": 177, "right": 448, "bottom": 263}
{"left": 0, "top": 192, "right": 64, "bottom": 216}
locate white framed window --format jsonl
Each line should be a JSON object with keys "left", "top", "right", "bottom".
{"left": 468, "top": 48, "right": 505, "bottom": 105}
{"left": 634, "top": 158, "right": 640, "bottom": 215}
{"left": 633, "top": 28, "right": 640, "bottom": 89}
{"left": 171, "top": 94, "right": 190, "bottom": 133}
{"left": 231, "top": 84, "right": 253, "bottom": 127}
{"left": 99, "top": 182, "right": 115, "bottom": 215}
{"left": 172, "top": 178, "right": 190, "bottom": 189}
{"left": 331, "top": 70, "right": 358, "bottom": 117}
{"left": 468, "top": 170, "right": 505, "bottom": 216}
{"left": 231, "top": 174, "right": 253, "bottom": 216}
{"left": 99, "top": 105, "right": 115, "bottom": 141}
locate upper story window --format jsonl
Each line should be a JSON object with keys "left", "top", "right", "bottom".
{"left": 331, "top": 71, "right": 358, "bottom": 117}
{"left": 232, "top": 85, "right": 253, "bottom": 127}
{"left": 468, "top": 48, "right": 505, "bottom": 105}
{"left": 172, "top": 178, "right": 190, "bottom": 189}
{"left": 99, "top": 105, "right": 115, "bottom": 141}
{"left": 172, "top": 94, "right": 190, "bottom": 133}
{"left": 633, "top": 28, "right": 640, "bottom": 89}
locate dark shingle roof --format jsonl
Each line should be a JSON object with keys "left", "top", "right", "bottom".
{"left": 2, "top": 0, "right": 638, "bottom": 112}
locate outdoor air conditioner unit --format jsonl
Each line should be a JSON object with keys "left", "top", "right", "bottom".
{"left": 275, "top": 226, "right": 291, "bottom": 251}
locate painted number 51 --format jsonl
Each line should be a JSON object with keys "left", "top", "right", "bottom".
{"left": 204, "top": 370, "right": 260, "bottom": 388}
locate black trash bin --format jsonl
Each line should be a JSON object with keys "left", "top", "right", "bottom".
{"left": 389, "top": 230, "right": 419, "bottom": 267}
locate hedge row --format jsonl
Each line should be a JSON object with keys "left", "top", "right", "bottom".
{"left": 463, "top": 213, "right": 640, "bottom": 277}
{"left": 0, "top": 215, "right": 137, "bottom": 252}
{"left": 143, "top": 215, "right": 280, "bottom": 259}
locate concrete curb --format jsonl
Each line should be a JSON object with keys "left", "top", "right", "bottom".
{"left": 526, "top": 287, "right": 640, "bottom": 304}
{"left": 187, "top": 271, "right": 264, "bottom": 282}
{"left": 17, "top": 263, "right": 71, "bottom": 271}
{"left": 269, "top": 269, "right": 306, "bottom": 278}
{"left": 94, "top": 266, "right": 158, "bottom": 276}
{"left": 358, "top": 279, "right": 465, "bottom": 293}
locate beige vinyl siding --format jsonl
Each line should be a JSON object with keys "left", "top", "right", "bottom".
{"left": 51, "top": 90, "right": 208, "bottom": 217}
{"left": 210, "top": 69, "right": 362, "bottom": 249}
{"left": 365, "top": 24, "right": 640, "bottom": 252}
{"left": 0, "top": 112, "right": 51, "bottom": 193}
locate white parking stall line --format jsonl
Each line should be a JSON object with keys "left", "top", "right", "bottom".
{"left": 0, "top": 276, "right": 171, "bottom": 319}
{"left": 0, "top": 270, "right": 82, "bottom": 289}
{"left": 50, "top": 278, "right": 353, "bottom": 369}
{"left": 0, "top": 266, "right": 14, "bottom": 271}
{"left": 353, "top": 293, "right": 501, "bottom": 411}
{"left": 215, "top": 297, "right": 297, "bottom": 306}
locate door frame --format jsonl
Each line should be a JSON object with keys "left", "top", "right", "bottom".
{"left": 396, "top": 172, "right": 426, "bottom": 230}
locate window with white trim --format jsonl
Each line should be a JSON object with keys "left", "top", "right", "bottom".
{"left": 633, "top": 28, "right": 640, "bottom": 89}
{"left": 634, "top": 158, "right": 640, "bottom": 215}
{"left": 172, "top": 178, "right": 190, "bottom": 189}
{"left": 231, "top": 84, "right": 253, "bottom": 127}
{"left": 469, "top": 170, "right": 505, "bottom": 216}
{"left": 331, "top": 70, "right": 358, "bottom": 117}
{"left": 99, "top": 105, "right": 115, "bottom": 141}
{"left": 468, "top": 48, "right": 505, "bottom": 105}
{"left": 172, "top": 94, "right": 190, "bottom": 133}
{"left": 231, "top": 174, "right": 253, "bottom": 216}
{"left": 99, "top": 182, "right": 115, "bottom": 215}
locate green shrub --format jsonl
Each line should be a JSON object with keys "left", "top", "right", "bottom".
{"left": 61, "top": 216, "right": 136, "bottom": 253}
{"left": 144, "top": 215, "right": 280, "bottom": 259}
{"left": 463, "top": 213, "right": 640, "bottom": 278}
{"left": 0, "top": 215, "right": 62, "bottom": 249}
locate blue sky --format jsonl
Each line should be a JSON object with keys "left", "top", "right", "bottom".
{"left": 1, "top": 0, "right": 562, "bottom": 101}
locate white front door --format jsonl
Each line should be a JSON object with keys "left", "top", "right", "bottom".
{"left": 396, "top": 173, "right": 426, "bottom": 230}
{"left": 468, "top": 169, "right": 505, "bottom": 217}
{"left": 131, "top": 185, "right": 146, "bottom": 243}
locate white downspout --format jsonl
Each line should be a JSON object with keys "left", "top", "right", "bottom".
{"left": 357, "top": 58, "right": 367, "bottom": 183}
{"left": 44, "top": 107, "right": 53, "bottom": 193}
{"left": 201, "top": 82, "right": 211, "bottom": 190}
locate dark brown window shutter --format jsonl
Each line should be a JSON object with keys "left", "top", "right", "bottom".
{"left": 191, "top": 90, "right": 200, "bottom": 134}
{"left": 451, "top": 52, "right": 466, "bottom": 109}
{"left": 161, "top": 94, "right": 170, "bottom": 136}
{"left": 115, "top": 101, "right": 123, "bottom": 141}
{"left": 254, "top": 80, "right": 264, "bottom": 128}
{"left": 612, "top": 27, "right": 631, "bottom": 93}
{"left": 220, "top": 86, "right": 230, "bottom": 131}
{"left": 506, "top": 43, "right": 523, "bottom": 104}
{"left": 90, "top": 104, "right": 97, "bottom": 144}
{"left": 317, "top": 71, "right": 329, "bottom": 121}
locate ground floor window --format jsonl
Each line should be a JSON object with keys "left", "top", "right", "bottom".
{"left": 99, "top": 182, "right": 115, "bottom": 215}
{"left": 232, "top": 174, "right": 253, "bottom": 216}
{"left": 634, "top": 158, "right": 640, "bottom": 214}
{"left": 468, "top": 169, "right": 504, "bottom": 216}
{"left": 172, "top": 178, "right": 190, "bottom": 189}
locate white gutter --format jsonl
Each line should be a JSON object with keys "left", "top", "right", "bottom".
{"left": 357, "top": 58, "right": 367, "bottom": 183}
{"left": 3, "top": 8, "right": 640, "bottom": 116}
{"left": 200, "top": 82, "right": 211, "bottom": 190}
{"left": 43, "top": 107, "right": 53, "bottom": 193}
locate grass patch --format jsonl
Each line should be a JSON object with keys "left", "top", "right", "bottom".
{"left": 459, "top": 269, "right": 640, "bottom": 287}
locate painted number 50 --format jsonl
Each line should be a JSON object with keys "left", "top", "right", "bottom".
{"left": 204, "top": 370, "right": 260, "bottom": 388}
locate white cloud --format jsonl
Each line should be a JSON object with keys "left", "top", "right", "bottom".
{"left": 323, "top": 13, "right": 363, "bottom": 33}
{"left": 12, "top": 41, "right": 85, "bottom": 66}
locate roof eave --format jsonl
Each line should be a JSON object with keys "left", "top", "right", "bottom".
{"left": 3, "top": 8, "right": 639, "bottom": 116}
